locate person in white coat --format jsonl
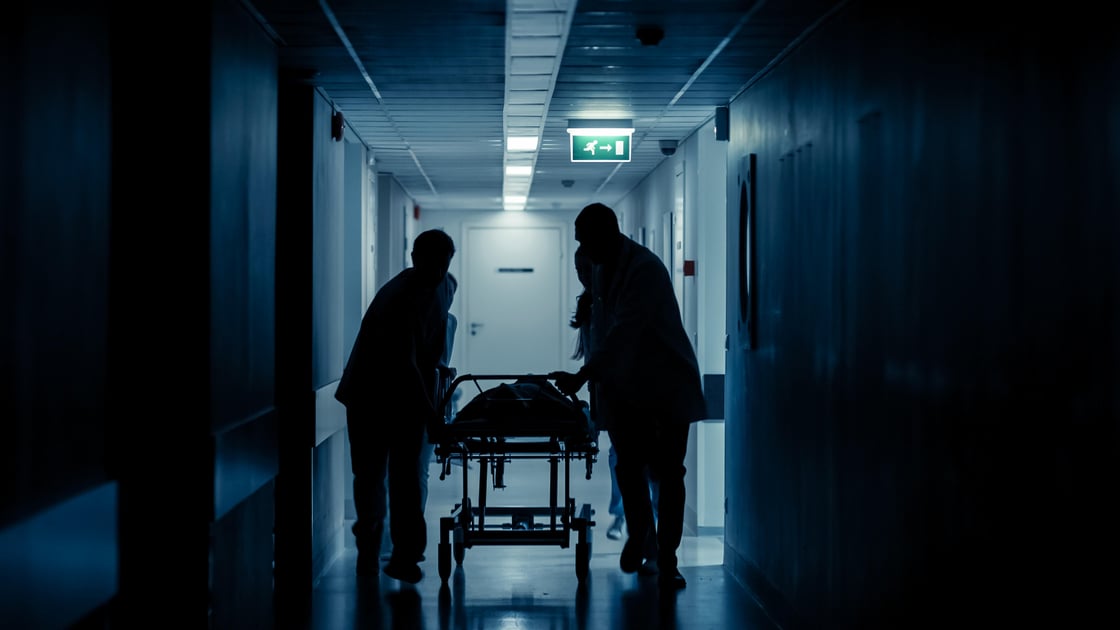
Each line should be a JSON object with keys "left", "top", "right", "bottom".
{"left": 553, "top": 202, "right": 707, "bottom": 589}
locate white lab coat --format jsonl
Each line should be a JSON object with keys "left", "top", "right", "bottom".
{"left": 585, "top": 237, "right": 706, "bottom": 429}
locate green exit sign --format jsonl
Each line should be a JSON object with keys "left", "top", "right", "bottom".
{"left": 570, "top": 134, "right": 631, "bottom": 162}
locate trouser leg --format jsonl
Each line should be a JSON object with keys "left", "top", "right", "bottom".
{"left": 608, "top": 442, "right": 625, "bottom": 517}
{"left": 387, "top": 421, "right": 427, "bottom": 564}
{"left": 650, "top": 422, "right": 689, "bottom": 570}
{"left": 609, "top": 426, "right": 655, "bottom": 554}
{"left": 347, "top": 407, "right": 388, "bottom": 556}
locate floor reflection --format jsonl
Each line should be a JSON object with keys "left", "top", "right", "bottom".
{"left": 309, "top": 434, "right": 769, "bottom": 630}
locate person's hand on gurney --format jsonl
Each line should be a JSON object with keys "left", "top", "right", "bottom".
{"left": 549, "top": 367, "right": 588, "bottom": 397}
{"left": 424, "top": 405, "right": 449, "bottom": 439}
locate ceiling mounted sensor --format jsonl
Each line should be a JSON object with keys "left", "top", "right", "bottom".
{"left": 561, "top": 179, "right": 574, "bottom": 188}
{"left": 636, "top": 24, "right": 664, "bottom": 47}
{"left": 659, "top": 139, "right": 678, "bottom": 156}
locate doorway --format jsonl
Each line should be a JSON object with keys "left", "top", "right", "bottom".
{"left": 461, "top": 225, "right": 565, "bottom": 377}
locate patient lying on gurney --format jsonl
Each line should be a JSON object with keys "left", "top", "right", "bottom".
{"left": 441, "top": 377, "right": 594, "bottom": 440}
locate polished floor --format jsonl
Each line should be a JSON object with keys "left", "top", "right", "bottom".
{"left": 308, "top": 436, "right": 778, "bottom": 630}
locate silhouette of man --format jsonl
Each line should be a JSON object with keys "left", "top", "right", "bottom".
{"left": 379, "top": 277, "right": 458, "bottom": 562}
{"left": 335, "top": 229, "right": 456, "bottom": 583}
{"left": 571, "top": 245, "right": 658, "bottom": 569}
{"left": 553, "top": 203, "right": 706, "bottom": 589}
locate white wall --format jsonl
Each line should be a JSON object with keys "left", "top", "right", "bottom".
{"left": 696, "top": 119, "right": 728, "bottom": 377}
{"left": 418, "top": 208, "right": 583, "bottom": 378}
{"left": 376, "top": 173, "right": 415, "bottom": 289}
{"left": 612, "top": 121, "right": 728, "bottom": 382}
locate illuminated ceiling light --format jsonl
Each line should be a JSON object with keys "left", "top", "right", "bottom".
{"left": 503, "top": 194, "right": 527, "bottom": 211}
{"left": 503, "top": 0, "right": 576, "bottom": 211}
{"left": 507, "top": 136, "right": 539, "bottom": 151}
{"left": 564, "top": 127, "right": 635, "bottom": 135}
{"left": 565, "top": 118, "right": 634, "bottom": 135}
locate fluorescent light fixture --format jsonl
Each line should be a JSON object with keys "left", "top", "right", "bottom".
{"left": 566, "top": 127, "right": 635, "bottom": 136}
{"left": 566, "top": 119, "right": 634, "bottom": 136}
{"left": 507, "top": 136, "right": 538, "bottom": 151}
{"left": 503, "top": 194, "right": 527, "bottom": 211}
{"left": 505, "top": 165, "right": 533, "bottom": 176}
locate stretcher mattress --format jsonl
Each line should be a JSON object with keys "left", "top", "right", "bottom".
{"left": 438, "top": 377, "right": 592, "bottom": 440}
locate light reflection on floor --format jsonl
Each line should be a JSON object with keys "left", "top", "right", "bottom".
{"left": 307, "top": 434, "right": 772, "bottom": 630}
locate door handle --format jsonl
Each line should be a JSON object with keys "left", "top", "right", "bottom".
{"left": 469, "top": 322, "right": 484, "bottom": 336}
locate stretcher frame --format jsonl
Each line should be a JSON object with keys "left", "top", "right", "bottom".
{"left": 429, "top": 373, "right": 599, "bottom": 584}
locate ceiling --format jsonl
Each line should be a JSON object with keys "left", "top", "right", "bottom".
{"left": 247, "top": 0, "right": 846, "bottom": 213}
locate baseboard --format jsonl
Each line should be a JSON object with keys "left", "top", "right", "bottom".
{"left": 312, "top": 522, "right": 344, "bottom": 584}
{"left": 724, "top": 544, "right": 794, "bottom": 630}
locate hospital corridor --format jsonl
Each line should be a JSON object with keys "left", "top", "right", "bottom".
{"left": 5, "top": 0, "right": 1117, "bottom": 628}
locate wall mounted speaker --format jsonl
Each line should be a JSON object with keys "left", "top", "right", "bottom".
{"left": 715, "top": 106, "right": 730, "bottom": 142}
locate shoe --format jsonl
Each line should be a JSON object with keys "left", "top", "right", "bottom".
{"left": 383, "top": 560, "right": 422, "bottom": 584}
{"left": 356, "top": 552, "right": 379, "bottom": 577}
{"left": 619, "top": 537, "right": 644, "bottom": 573}
{"left": 658, "top": 567, "right": 686, "bottom": 589}
{"left": 606, "top": 516, "right": 624, "bottom": 540}
{"left": 638, "top": 558, "right": 659, "bottom": 576}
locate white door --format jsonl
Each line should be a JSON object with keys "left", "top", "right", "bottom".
{"left": 463, "top": 225, "right": 564, "bottom": 378}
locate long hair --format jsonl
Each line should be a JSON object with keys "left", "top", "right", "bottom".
{"left": 570, "top": 246, "right": 593, "bottom": 360}
{"left": 570, "top": 290, "right": 591, "bottom": 360}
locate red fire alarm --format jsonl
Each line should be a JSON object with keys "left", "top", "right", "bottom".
{"left": 683, "top": 260, "right": 696, "bottom": 276}
{"left": 413, "top": 204, "right": 421, "bottom": 220}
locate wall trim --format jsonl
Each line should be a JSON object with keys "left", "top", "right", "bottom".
{"left": 0, "top": 482, "right": 118, "bottom": 627}
{"left": 724, "top": 542, "right": 794, "bottom": 630}
{"left": 315, "top": 380, "right": 346, "bottom": 446}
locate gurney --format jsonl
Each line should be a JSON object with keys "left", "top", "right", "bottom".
{"left": 428, "top": 373, "right": 599, "bottom": 584}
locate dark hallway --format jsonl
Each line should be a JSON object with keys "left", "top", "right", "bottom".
{"left": 3, "top": 1, "right": 1118, "bottom": 628}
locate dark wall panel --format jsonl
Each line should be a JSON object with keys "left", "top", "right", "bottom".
{"left": 275, "top": 81, "right": 317, "bottom": 619}
{"left": 0, "top": 483, "right": 117, "bottom": 627}
{"left": 0, "top": 3, "right": 116, "bottom": 625}
{"left": 311, "top": 432, "right": 346, "bottom": 580}
{"left": 210, "top": 0, "right": 279, "bottom": 434}
{"left": 1, "top": 1, "right": 111, "bottom": 529}
{"left": 109, "top": 0, "right": 213, "bottom": 618}
{"left": 208, "top": 0, "right": 280, "bottom": 524}
{"left": 207, "top": 2, "right": 283, "bottom": 626}
{"left": 312, "top": 97, "right": 347, "bottom": 392}
{"left": 214, "top": 409, "right": 278, "bottom": 519}
{"left": 724, "top": 2, "right": 1119, "bottom": 625}
{"left": 211, "top": 481, "right": 275, "bottom": 629}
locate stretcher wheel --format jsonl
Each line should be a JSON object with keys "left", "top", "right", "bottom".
{"left": 458, "top": 498, "right": 473, "bottom": 530}
{"left": 575, "top": 541, "right": 590, "bottom": 582}
{"left": 438, "top": 540, "right": 451, "bottom": 581}
{"left": 453, "top": 527, "right": 466, "bottom": 565}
